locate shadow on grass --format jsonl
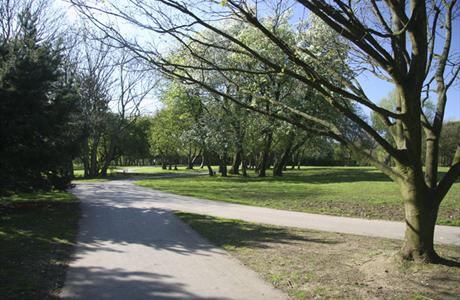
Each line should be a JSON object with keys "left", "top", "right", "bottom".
{"left": 175, "top": 212, "right": 339, "bottom": 250}
{"left": 73, "top": 172, "right": 206, "bottom": 183}
{"left": 151, "top": 167, "right": 457, "bottom": 185}
{"left": 0, "top": 202, "right": 80, "bottom": 299}
{"left": 147, "top": 168, "right": 395, "bottom": 184}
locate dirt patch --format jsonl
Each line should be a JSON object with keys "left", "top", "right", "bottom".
{"left": 235, "top": 231, "right": 460, "bottom": 299}
{"left": 296, "top": 200, "right": 460, "bottom": 226}
{"left": 177, "top": 212, "right": 460, "bottom": 300}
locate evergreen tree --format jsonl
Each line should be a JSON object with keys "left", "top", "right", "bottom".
{"left": 0, "top": 10, "right": 79, "bottom": 192}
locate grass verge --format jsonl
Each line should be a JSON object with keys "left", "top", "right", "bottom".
{"left": 0, "top": 190, "right": 80, "bottom": 299}
{"left": 72, "top": 166, "right": 207, "bottom": 183}
{"left": 137, "top": 167, "right": 460, "bottom": 226}
{"left": 176, "top": 212, "right": 460, "bottom": 300}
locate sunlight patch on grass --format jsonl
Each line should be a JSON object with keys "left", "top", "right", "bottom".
{"left": 0, "top": 190, "right": 76, "bottom": 203}
{"left": 0, "top": 190, "right": 80, "bottom": 298}
{"left": 137, "top": 167, "right": 460, "bottom": 225}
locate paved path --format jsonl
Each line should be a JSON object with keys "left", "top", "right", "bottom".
{"left": 85, "top": 180, "right": 459, "bottom": 245}
{"left": 62, "top": 180, "right": 460, "bottom": 299}
{"left": 61, "top": 181, "right": 287, "bottom": 300}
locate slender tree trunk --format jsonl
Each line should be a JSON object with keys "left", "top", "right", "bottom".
{"left": 241, "top": 157, "right": 248, "bottom": 177}
{"left": 229, "top": 150, "right": 242, "bottom": 175}
{"left": 186, "top": 146, "right": 193, "bottom": 169}
{"left": 101, "top": 138, "right": 117, "bottom": 177}
{"left": 200, "top": 152, "right": 205, "bottom": 168}
{"left": 67, "top": 160, "right": 74, "bottom": 179}
{"left": 219, "top": 153, "right": 228, "bottom": 177}
{"left": 273, "top": 137, "right": 295, "bottom": 177}
{"left": 296, "top": 149, "right": 305, "bottom": 170}
{"left": 258, "top": 131, "right": 273, "bottom": 177}
{"left": 203, "top": 148, "right": 214, "bottom": 176}
{"left": 229, "top": 118, "right": 244, "bottom": 174}
{"left": 273, "top": 152, "right": 289, "bottom": 176}
{"left": 89, "top": 135, "right": 101, "bottom": 177}
{"left": 82, "top": 155, "right": 89, "bottom": 178}
{"left": 187, "top": 157, "right": 193, "bottom": 169}
{"left": 191, "top": 150, "right": 201, "bottom": 169}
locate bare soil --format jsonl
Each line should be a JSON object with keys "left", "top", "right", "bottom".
{"left": 177, "top": 212, "right": 460, "bottom": 300}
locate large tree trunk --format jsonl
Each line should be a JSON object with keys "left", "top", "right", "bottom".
{"left": 399, "top": 176, "right": 439, "bottom": 262}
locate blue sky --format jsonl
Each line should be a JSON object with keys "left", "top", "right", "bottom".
{"left": 290, "top": 4, "right": 460, "bottom": 121}
{"left": 62, "top": 0, "right": 459, "bottom": 120}
{"left": 358, "top": 48, "right": 460, "bottom": 122}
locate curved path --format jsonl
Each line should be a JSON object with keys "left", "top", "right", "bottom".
{"left": 62, "top": 180, "right": 460, "bottom": 299}
{"left": 84, "top": 180, "right": 459, "bottom": 245}
{"left": 61, "top": 180, "right": 287, "bottom": 299}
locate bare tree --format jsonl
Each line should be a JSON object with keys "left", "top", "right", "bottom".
{"left": 0, "top": 0, "right": 67, "bottom": 43}
{"left": 100, "top": 50, "right": 156, "bottom": 176}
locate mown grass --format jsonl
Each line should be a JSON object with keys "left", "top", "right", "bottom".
{"left": 176, "top": 212, "right": 460, "bottom": 300}
{"left": 72, "top": 166, "right": 207, "bottom": 182}
{"left": 0, "top": 190, "right": 80, "bottom": 299}
{"left": 117, "top": 166, "right": 208, "bottom": 174}
{"left": 0, "top": 190, "right": 76, "bottom": 203}
{"left": 137, "top": 167, "right": 460, "bottom": 226}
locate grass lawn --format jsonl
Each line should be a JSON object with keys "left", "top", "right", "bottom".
{"left": 176, "top": 212, "right": 460, "bottom": 300}
{"left": 116, "top": 166, "right": 208, "bottom": 174}
{"left": 72, "top": 166, "right": 207, "bottom": 182}
{"left": 137, "top": 167, "right": 460, "bottom": 226}
{"left": 0, "top": 190, "right": 80, "bottom": 299}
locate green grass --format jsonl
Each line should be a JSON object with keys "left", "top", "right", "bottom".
{"left": 72, "top": 168, "right": 117, "bottom": 178}
{"left": 176, "top": 212, "right": 460, "bottom": 300}
{"left": 0, "top": 191, "right": 80, "bottom": 299}
{"left": 137, "top": 167, "right": 460, "bottom": 226}
{"left": 115, "top": 166, "right": 208, "bottom": 174}
{"left": 0, "top": 190, "right": 76, "bottom": 203}
{"left": 72, "top": 165, "right": 207, "bottom": 182}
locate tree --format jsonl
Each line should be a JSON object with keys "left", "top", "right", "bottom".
{"left": 0, "top": 8, "right": 79, "bottom": 191}
{"left": 72, "top": 0, "right": 460, "bottom": 262}
{"left": 149, "top": 107, "right": 184, "bottom": 169}
{"left": 118, "top": 116, "right": 154, "bottom": 166}
{"left": 439, "top": 121, "right": 460, "bottom": 167}
{"left": 74, "top": 35, "right": 153, "bottom": 177}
